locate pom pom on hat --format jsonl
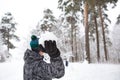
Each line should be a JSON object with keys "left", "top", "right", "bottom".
{"left": 31, "top": 35, "right": 37, "bottom": 40}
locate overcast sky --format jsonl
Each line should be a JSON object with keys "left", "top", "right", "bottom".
{"left": 0, "top": 0, "right": 61, "bottom": 38}
{"left": 0, "top": 0, "right": 120, "bottom": 38}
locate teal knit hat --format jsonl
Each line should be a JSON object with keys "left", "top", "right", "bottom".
{"left": 30, "top": 35, "right": 39, "bottom": 49}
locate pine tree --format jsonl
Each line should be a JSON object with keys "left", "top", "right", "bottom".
{"left": 0, "top": 12, "right": 20, "bottom": 51}
{"left": 0, "top": 32, "right": 4, "bottom": 50}
{"left": 58, "top": 0, "right": 82, "bottom": 62}
{"left": 40, "top": 9, "right": 57, "bottom": 32}
{"left": 116, "top": 14, "right": 120, "bottom": 24}
{"left": 57, "top": 0, "right": 118, "bottom": 63}
{"left": 0, "top": 29, "right": 5, "bottom": 62}
{"left": 32, "top": 8, "right": 58, "bottom": 38}
{"left": 83, "top": 0, "right": 91, "bottom": 63}
{"left": 97, "top": 0, "right": 118, "bottom": 61}
{"left": 85, "top": 0, "right": 118, "bottom": 62}
{"left": 112, "top": 17, "right": 120, "bottom": 63}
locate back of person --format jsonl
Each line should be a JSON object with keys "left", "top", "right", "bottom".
{"left": 23, "top": 35, "right": 65, "bottom": 80}
{"left": 24, "top": 49, "right": 53, "bottom": 80}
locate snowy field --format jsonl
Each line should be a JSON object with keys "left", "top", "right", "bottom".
{"left": 0, "top": 49, "right": 120, "bottom": 80}
{"left": 0, "top": 32, "right": 120, "bottom": 80}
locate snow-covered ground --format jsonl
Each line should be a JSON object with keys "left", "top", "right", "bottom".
{"left": 0, "top": 32, "right": 120, "bottom": 80}
{"left": 0, "top": 48, "right": 120, "bottom": 80}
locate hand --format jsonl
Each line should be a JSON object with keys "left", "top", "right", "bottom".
{"left": 44, "top": 40, "right": 60, "bottom": 58}
{"left": 38, "top": 44, "right": 46, "bottom": 52}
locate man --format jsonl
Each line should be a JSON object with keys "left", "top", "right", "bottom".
{"left": 23, "top": 35, "right": 65, "bottom": 80}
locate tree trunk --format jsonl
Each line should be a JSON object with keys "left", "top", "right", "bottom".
{"left": 94, "top": 11, "right": 100, "bottom": 62}
{"left": 75, "top": 28, "right": 78, "bottom": 62}
{"left": 84, "top": 2, "right": 90, "bottom": 63}
{"left": 71, "top": 17, "right": 74, "bottom": 62}
{"left": 7, "top": 29, "right": 10, "bottom": 51}
{"left": 99, "top": 5, "right": 108, "bottom": 61}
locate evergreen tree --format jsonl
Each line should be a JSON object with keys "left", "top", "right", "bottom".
{"left": 39, "top": 9, "right": 57, "bottom": 32}
{"left": 97, "top": 0, "right": 118, "bottom": 61}
{"left": 116, "top": 14, "right": 120, "bottom": 24}
{"left": 0, "top": 12, "right": 20, "bottom": 51}
{"left": 0, "top": 32, "right": 4, "bottom": 50}
{"left": 0, "top": 28, "right": 5, "bottom": 62}
{"left": 57, "top": 0, "right": 118, "bottom": 63}
{"left": 83, "top": 0, "right": 118, "bottom": 63}
{"left": 58, "top": 0, "right": 82, "bottom": 62}
{"left": 32, "top": 8, "right": 59, "bottom": 38}
{"left": 112, "top": 21, "right": 120, "bottom": 63}
{"left": 83, "top": 1, "right": 91, "bottom": 63}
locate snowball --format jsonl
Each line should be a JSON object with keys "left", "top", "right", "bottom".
{"left": 39, "top": 31, "right": 58, "bottom": 46}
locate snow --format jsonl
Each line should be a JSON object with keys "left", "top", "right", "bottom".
{"left": 0, "top": 49, "right": 24, "bottom": 80}
{"left": 39, "top": 31, "right": 58, "bottom": 46}
{"left": 1, "top": 31, "right": 120, "bottom": 80}
{"left": 58, "top": 63, "right": 120, "bottom": 80}
{"left": 0, "top": 0, "right": 120, "bottom": 80}
{"left": 0, "top": 49, "right": 120, "bottom": 80}
{"left": 0, "top": 60, "right": 23, "bottom": 80}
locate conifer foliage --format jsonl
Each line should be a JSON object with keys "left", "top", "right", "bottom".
{"left": 0, "top": 12, "right": 19, "bottom": 51}
{"left": 40, "top": 9, "right": 57, "bottom": 32}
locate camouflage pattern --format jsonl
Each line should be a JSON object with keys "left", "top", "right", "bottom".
{"left": 23, "top": 49, "right": 65, "bottom": 80}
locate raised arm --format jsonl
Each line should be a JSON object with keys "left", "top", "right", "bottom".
{"left": 44, "top": 40, "right": 65, "bottom": 78}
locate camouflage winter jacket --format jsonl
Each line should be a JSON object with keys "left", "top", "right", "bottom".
{"left": 23, "top": 49, "right": 65, "bottom": 80}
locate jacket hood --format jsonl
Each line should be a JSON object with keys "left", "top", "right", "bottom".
{"left": 24, "top": 49, "right": 43, "bottom": 63}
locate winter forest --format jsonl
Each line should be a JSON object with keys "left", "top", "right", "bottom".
{"left": 1, "top": 0, "right": 120, "bottom": 64}
{"left": 0, "top": 0, "right": 120, "bottom": 80}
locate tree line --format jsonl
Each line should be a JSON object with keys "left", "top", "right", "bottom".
{"left": 0, "top": 0, "right": 120, "bottom": 63}
{"left": 32, "top": 0, "right": 120, "bottom": 64}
